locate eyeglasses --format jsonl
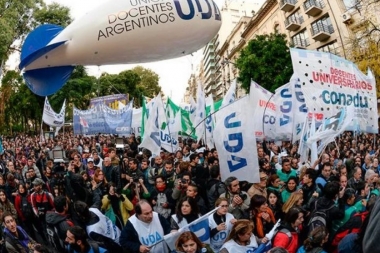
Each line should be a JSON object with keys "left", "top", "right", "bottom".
{"left": 260, "top": 177, "right": 268, "bottom": 181}
{"left": 219, "top": 205, "right": 228, "bottom": 208}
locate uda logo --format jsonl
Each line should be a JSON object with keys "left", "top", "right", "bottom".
{"left": 174, "top": 0, "right": 221, "bottom": 21}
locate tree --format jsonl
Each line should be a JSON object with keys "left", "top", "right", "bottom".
{"left": 235, "top": 33, "right": 293, "bottom": 93}
{"left": 132, "top": 66, "right": 161, "bottom": 98}
{"left": 33, "top": 3, "right": 72, "bottom": 27}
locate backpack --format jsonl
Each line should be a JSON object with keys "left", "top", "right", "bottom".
{"left": 307, "top": 199, "right": 335, "bottom": 233}
{"left": 21, "top": 195, "right": 34, "bottom": 220}
{"left": 46, "top": 221, "right": 66, "bottom": 252}
{"left": 207, "top": 181, "right": 226, "bottom": 209}
{"left": 272, "top": 228, "right": 293, "bottom": 249}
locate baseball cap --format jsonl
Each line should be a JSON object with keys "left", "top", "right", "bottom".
{"left": 88, "top": 158, "right": 94, "bottom": 163}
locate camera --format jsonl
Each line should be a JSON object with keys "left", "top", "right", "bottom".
{"left": 238, "top": 192, "right": 247, "bottom": 201}
{"left": 133, "top": 176, "right": 140, "bottom": 183}
{"left": 181, "top": 179, "right": 188, "bottom": 184}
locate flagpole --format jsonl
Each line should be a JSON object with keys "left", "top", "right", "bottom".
{"left": 162, "top": 96, "right": 174, "bottom": 153}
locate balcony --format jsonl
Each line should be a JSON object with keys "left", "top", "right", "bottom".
{"left": 293, "top": 38, "right": 309, "bottom": 48}
{"left": 311, "top": 23, "right": 334, "bottom": 41}
{"left": 304, "top": 0, "right": 324, "bottom": 16}
{"left": 280, "top": 0, "right": 297, "bottom": 12}
{"left": 285, "top": 16, "right": 304, "bottom": 31}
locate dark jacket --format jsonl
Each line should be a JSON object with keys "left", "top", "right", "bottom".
{"left": 120, "top": 213, "right": 171, "bottom": 252}
{"left": 309, "top": 197, "right": 345, "bottom": 232}
{"left": 45, "top": 210, "right": 74, "bottom": 242}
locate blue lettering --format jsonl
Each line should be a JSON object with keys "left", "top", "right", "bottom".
{"left": 174, "top": 0, "right": 195, "bottom": 20}
{"left": 321, "top": 90, "right": 368, "bottom": 108}
{"left": 227, "top": 155, "right": 247, "bottom": 172}
{"left": 280, "top": 101, "right": 292, "bottom": 113}
{"left": 280, "top": 114, "right": 290, "bottom": 126}
{"left": 263, "top": 115, "right": 276, "bottom": 124}
{"left": 280, "top": 88, "right": 291, "bottom": 98}
{"left": 150, "top": 132, "right": 161, "bottom": 146}
{"left": 224, "top": 113, "right": 241, "bottom": 128}
{"left": 149, "top": 234, "right": 155, "bottom": 244}
{"left": 195, "top": 0, "right": 212, "bottom": 19}
{"left": 155, "top": 232, "right": 162, "bottom": 241}
{"left": 223, "top": 133, "right": 243, "bottom": 152}
{"left": 189, "top": 219, "right": 209, "bottom": 242}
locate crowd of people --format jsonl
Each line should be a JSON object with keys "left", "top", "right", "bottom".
{"left": 0, "top": 131, "right": 379, "bottom": 253}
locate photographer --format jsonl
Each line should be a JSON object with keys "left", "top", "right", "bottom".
{"left": 122, "top": 177, "right": 151, "bottom": 208}
{"left": 220, "top": 176, "right": 250, "bottom": 219}
{"left": 172, "top": 171, "right": 193, "bottom": 202}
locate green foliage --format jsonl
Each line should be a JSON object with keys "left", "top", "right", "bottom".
{"left": 132, "top": 66, "right": 161, "bottom": 97}
{"left": 33, "top": 3, "right": 72, "bottom": 27}
{"left": 236, "top": 33, "right": 293, "bottom": 93}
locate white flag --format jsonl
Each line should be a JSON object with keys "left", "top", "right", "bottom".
{"left": 274, "top": 82, "right": 293, "bottom": 141}
{"left": 292, "top": 76, "right": 308, "bottom": 143}
{"left": 189, "top": 96, "right": 197, "bottom": 123}
{"left": 42, "top": 97, "right": 66, "bottom": 128}
{"left": 164, "top": 208, "right": 218, "bottom": 251}
{"left": 132, "top": 108, "right": 142, "bottom": 135}
{"left": 249, "top": 81, "right": 276, "bottom": 141}
{"left": 221, "top": 79, "right": 236, "bottom": 108}
{"left": 205, "top": 95, "right": 215, "bottom": 148}
{"left": 194, "top": 81, "right": 206, "bottom": 142}
{"left": 139, "top": 95, "right": 162, "bottom": 156}
{"left": 214, "top": 96, "right": 260, "bottom": 183}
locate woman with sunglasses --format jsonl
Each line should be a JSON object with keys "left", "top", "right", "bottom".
{"left": 208, "top": 197, "right": 237, "bottom": 252}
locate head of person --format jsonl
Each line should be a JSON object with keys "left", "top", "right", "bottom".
{"left": 257, "top": 148, "right": 264, "bottom": 158}
{"left": 321, "top": 163, "right": 332, "bottom": 179}
{"left": 285, "top": 177, "right": 298, "bottom": 192}
{"left": 54, "top": 196, "right": 68, "bottom": 213}
{"left": 73, "top": 201, "right": 90, "bottom": 223}
{"left": 2, "top": 212, "right": 17, "bottom": 234}
{"left": 224, "top": 219, "right": 254, "bottom": 244}
{"left": 215, "top": 197, "right": 229, "bottom": 215}
{"left": 103, "top": 157, "right": 112, "bottom": 167}
{"left": 18, "top": 184, "right": 26, "bottom": 195}
{"left": 175, "top": 231, "right": 205, "bottom": 253}
{"left": 135, "top": 200, "right": 153, "bottom": 223}
{"left": 109, "top": 148, "right": 116, "bottom": 158}
{"left": 249, "top": 194, "right": 268, "bottom": 215}
{"left": 321, "top": 153, "right": 330, "bottom": 164}
{"left": 257, "top": 171, "right": 268, "bottom": 188}
{"left": 303, "top": 226, "right": 328, "bottom": 250}
{"left": 303, "top": 168, "right": 317, "bottom": 186}
{"left": 282, "top": 192, "right": 303, "bottom": 214}
{"left": 282, "top": 158, "right": 291, "bottom": 172}
{"left": 284, "top": 207, "right": 304, "bottom": 229}
{"left": 154, "top": 156, "right": 163, "bottom": 166}
{"left": 33, "top": 244, "right": 49, "bottom": 253}
{"left": 32, "top": 178, "right": 44, "bottom": 193}
{"left": 87, "top": 158, "right": 94, "bottom": 168}
{"left": 164, "top": 160, "right": 174, "bottom": 176}
{"left": 141, "top": 158, "right": 150, "bottom": 170}
{"left": 180, "top": 172, "right": 192, "bottom": 188}
{"left": 259, "top": 158, "right": 270, "bottom": 171}
{"left": 339, "top": 175, "right": 348, "bottom": 189}
{"left": 343, "top": 188, "right": 356, "bottom": 206}
{"left": 65, "top": 226, "right": 89, "bottom": 252}
{"left": 268, "top": 174, "right": 281, "bottom": 188}
{"left": 291, "top": 158, "right": 299, "bottom": 169}
{"left": 176, "top": 197, "right": 199, "bottom": 220}
{"left": 338, "top": 164, "right": 347, "bottom": 177}
{"left": 225, "top": 176, "right": 240, "bottom": 194}
{"left": 186, "top": 183, "right": 198, "bottom": 198}
{"left": 267, "top": 189, "right": 281, "bottom": 206}
{"left": 365, "top": 169, "right": 379, "bottom": 184}
{"left": 129, "top": 158, "right": 138, "bottom": 170}
{"left": 353, "top": 166, "right": 362, "bottom": 180}
{"left": 268, "top": 247, "right": 289, "bottom": 253}
{"left": 209, "top": 165, "right": 220, "bottom": 180}
{"left": 94, "top": 168, "right": 105, "bottom": 183}
{"left": 154, "top": 176, "right": 166, "bottom": 192}
{"left": 189, "top": 153, "right": 199, "bottom": 164}
{"left": 323, "top": 181, "right": 340, "bottom": 200}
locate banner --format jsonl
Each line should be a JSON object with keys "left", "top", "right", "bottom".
{"left": 42, "top": 97, "right": 66, "bottom": 127}
{"left": 214, "top": 96, "right": 260, "bottom": 183}
{"left": 307, "top": 107, "right": 354, "bottom": 154}
{"left": 90, "top": 94, "right": 128, "bottom": 110}
{"left": 250, "top": 81, "right": 276, "bottom": 141}
{"left": 291, "top": 76, "right": 308, "bottom": 143}
{"left": 164, "top": 208, "right": 218, "bottom": 251}
{"left": 73, "top": 101, "right": 133, "bottom": 135}
{"left": 132, "top": 108, "right": 142, "bottom": 135}
{"left": 290, "top": 48, "right": 378, "bottom": 134}
{"left": 274, "top": 82, "right": 293, "bottom": 141}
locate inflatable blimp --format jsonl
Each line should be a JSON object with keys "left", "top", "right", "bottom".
{"left": 19, "top": 0, "right": 222, "bottom": 96}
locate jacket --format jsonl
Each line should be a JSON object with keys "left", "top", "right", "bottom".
{"left": 101, "top": 194, "right": 134, "bottom": 225}
{"left": 4, "top": 226, "right": 36, "bottom": 253}
{"left": 45, "top": 210, "right": 74, "bottom": 241}
{"left": 273, "top": 226, "right": 300, "bottom": 253}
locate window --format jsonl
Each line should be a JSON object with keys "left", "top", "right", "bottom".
{"left": 317, "top": 40, "right": 340, "bottom": 55}
{"left": 311, "top": 15, "right": 334, "bottom": 35}
{"left": 292, "top": 29, "right": 310, "bottom": 47}
{"left": 287, "top": 9, "right": 304, "bottom": 24}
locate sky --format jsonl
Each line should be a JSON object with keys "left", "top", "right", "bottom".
{"left": 33, "top": 0, "right": 225, "bottom": 104}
